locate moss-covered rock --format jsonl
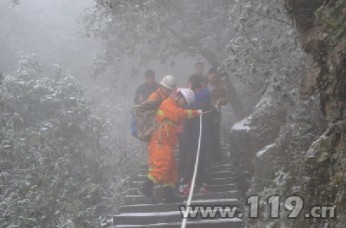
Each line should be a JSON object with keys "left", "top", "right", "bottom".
{"left": 230, "top": 1, "right": 345, "bottom": 227}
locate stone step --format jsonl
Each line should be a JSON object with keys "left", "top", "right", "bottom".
{"left": 132, "top": 175, "right": 148, "bottom": 182}
{"left": 207, "top": 177, "right": 235, "bottom": 186}
{"left": 127, "top": 188, "right": 141, "bottom": 195}
{"left": 140, "top": 155, "right": 229, "bottom": 165}
{"left": 125, "top": 195, "right": 163, "bottom": 205}
{"left": 179, "top": 190, "right": 241, "bottom": 201}
{"left": 208, "top": 171, "right": 233, "bottom": 179}
{"left": 114, "top": 211, "right": 181, "bottom": 225}
{"left": 138, "top": 164, "right": 232, "bottom": 175}
{"left": 130, "top": 181, "right": 145, "bottom": 188}
{"left": 132, "top": 168, "right": 233, "bottom": 184}
{"left": 131, "top": 176, "right": 236, "bottom": 189}
{"left": 112, "top": 134, "right": 244, "bottom": 228}
{"left": 114, "top": 218, "right": 243, "bottom": 228}
{"left": 206, "top": 183, "right": 237, "bottom": 193}
{"left": 119, "top": 198, "right": 242, "bottom": 214}
{"left": 207, "top": 164, "right": 231, "bottom": 172}
{"left": 133, "top": 170, "right": 233, "bottom": 182}
{"left": 210, "top": 160, "right": 231, "bottom": 167}
{"left": 124, "top": 191, "right": 240, "bottom": 205}
{"left": 113, "top": 210, "right": 243, "bottom": 226}
{"left": 126, "top": 183, "right": 237, "bottom": 195}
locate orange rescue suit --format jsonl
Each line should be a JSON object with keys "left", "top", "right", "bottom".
{"left": 148, "top": 97, "right": 199, "bottom": 186}
{"left": 147, "top": 88, "right": 167, "bottom": 102}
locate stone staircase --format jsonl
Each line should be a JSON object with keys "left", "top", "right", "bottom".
{"left": 111, "top": 138, "right": 244, "bottom": 228}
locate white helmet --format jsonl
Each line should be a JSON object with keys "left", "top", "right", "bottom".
{"left": 177, "top": 88, "right": 195, "bottom": 105}
{"left": 160, "top": 75, "right": 176, "bottom": 90}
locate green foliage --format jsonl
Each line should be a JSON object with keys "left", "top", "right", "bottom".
{"left": 315, "top": 0, "right": 346, "bottom": 44}
{"left": 84, "top": 0, "right": 304, "bottom": 97}
{"left": 0, "top": 54, "right": 120, "bottom": 227}
{"left": 223, "top": 0, "right": 305, "bottom": 91}
{"left": 83, "top": 0, "right": 236, "bottom": 76}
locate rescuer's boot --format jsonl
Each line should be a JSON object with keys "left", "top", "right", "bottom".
{"left": 138, "top": 179, "right": 154, "bottom": 197}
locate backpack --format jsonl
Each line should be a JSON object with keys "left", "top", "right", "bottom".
{"left": 131, "top": 99, "right": 162, "bottom": 142}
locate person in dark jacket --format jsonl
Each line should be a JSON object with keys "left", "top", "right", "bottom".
{"left": 134, "top": 69, "right": 158, "bottom": 104}
{"left": 179, "top": 75, "right": 212, "bottom": 195}
{"left": 207, "top": 67, "right": 229, "bottom": 162}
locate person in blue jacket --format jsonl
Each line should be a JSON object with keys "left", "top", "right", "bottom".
{"left": 179, "top": 75, "right": 212, "bottom": 195}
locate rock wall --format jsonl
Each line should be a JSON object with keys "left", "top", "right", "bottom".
{"left": 230, "top": 1, "right": 345, "bottom": 227}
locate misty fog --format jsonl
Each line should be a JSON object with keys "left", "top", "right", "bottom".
{"left": 0, "top": 0, "right": 344, "bottom": 227}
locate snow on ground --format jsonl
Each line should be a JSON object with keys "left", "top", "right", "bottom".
{"left": 256, "top": 143, "right": 276, "bottom": 157}
{"left": 231, "top": 115, "right": 252, "bottom": 132}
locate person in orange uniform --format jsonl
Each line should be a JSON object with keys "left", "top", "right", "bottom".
{"left": 148, "top": 75, "right": 176, "bottom": 102}
{"left": 140, "top": 88, "right": 202, "bottom": 202}
{"left": 142, "top": 75, "right": 175, "bottom": 191}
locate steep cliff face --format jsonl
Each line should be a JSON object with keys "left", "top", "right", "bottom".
{"left": 230, "top": 1, "right": 345, "bottom": 227}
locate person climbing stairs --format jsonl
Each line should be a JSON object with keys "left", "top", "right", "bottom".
{"left": 111, "top": 135, "right": 244, "bottom": 227}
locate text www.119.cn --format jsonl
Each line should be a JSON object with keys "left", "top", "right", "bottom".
{"left": 179, "top": 195, "right": 336, "bottom": 219}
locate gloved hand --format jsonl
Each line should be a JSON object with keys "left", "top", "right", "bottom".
{"left": 197, "top": 110, "right": 203, "bottom": 115}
